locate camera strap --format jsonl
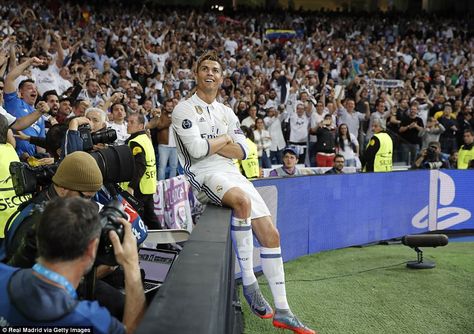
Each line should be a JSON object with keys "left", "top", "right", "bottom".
{"left": 33, "top": 263, "right": 78, "bottom": 299}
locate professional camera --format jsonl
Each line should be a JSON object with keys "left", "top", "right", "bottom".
{"left": 426, "top": 145, "right": 437, "bottom": 161}
{"left": 78, "top": 124, "right": 117, "bottom": 151}
{"left": 9, "top": 162, "right": 59, "bottom": 195}
{"left": 10, "top": 145, "right": 135, "bottom": 196}
{"left": 96, "top": 200, "right": 127, "bottom": 266}
{"left": 89, "top": 145, "right": 135, "bottom": 184}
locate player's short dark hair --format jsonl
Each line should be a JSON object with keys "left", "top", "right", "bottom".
{"left": 36, "top": 197, "right": 101, "bottom": 262}
{"left": 196, "top": 50, "right": 225, "bottom": 73}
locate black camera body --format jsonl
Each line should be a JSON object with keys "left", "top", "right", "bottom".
{"left": 9, "top": 162, "right": 59, "bottom": 196}
{"left": 96, "top": 200, "right": 127, "bottom": 266}
{"left": 78, "top": 125, "right": 117, "bottom": 151}
{"left": 426, "top": 146, "right": 437, "bottom": 161}
{"left": 10, "top": 146, "right": 134, "bottom": 197}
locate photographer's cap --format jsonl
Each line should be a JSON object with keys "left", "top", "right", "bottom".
{"left": 53, "top": 151, "right": 103, "bottom": 192}
{"left": 282, "top": 147, "right": 298, "bottom": 157}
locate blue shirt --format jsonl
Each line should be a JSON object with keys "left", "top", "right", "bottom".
{"left": 0, "top": 263, "right": 125, "bottom": 333}
{"left": 4, "top": 92, "right": 45, "bottom": 157}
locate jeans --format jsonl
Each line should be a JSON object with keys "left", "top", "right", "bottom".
{"left": 270, "top": 150, "right": 283, "bottom": 165}
{"left": 308, "top": 142, "right": 317, "bottom": 167}
{"left": 344, "top": 158, "right": 357, "bottom": 167}
{"left": 158, "top": 145, "right": 178, "bottom": 180}
{"left": 400, "top": 143, "right": 419, "bottom": 166}
{"left": 259, "top": 151, "right": 272, "bottom": 168}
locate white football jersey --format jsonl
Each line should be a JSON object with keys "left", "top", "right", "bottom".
{"left": 172, "top": 93, "right": 248, "bottom": 190}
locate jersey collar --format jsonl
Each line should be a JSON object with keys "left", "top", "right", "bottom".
{"left": 192, "top": 93, "right": 218, "bottom": 112}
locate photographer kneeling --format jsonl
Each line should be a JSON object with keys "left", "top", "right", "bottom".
{"left": 4, "top": 151, "right": 103, "bottom": 266}
{"left": 3, "top": 151, "right": 134, "bottom": 319}
{"left": 0, "top": 197, "right": 145, "bottom": 332}
{"left": 412, "top": 141, "right": 449, "bottom": 169}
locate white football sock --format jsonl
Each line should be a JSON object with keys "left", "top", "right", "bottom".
{"left": 260, "top": 246, "right": 289, "bottom": 310}
{"left": 231, "top": 217, "right": 256, "bottom": 286}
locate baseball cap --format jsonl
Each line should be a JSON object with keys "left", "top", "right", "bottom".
{"left": 282, "top": 147, "right": 298, "bottom": 156}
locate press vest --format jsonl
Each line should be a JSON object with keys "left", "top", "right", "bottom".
{"left": 0, "top": 144, "right": 30, "bottom": 238}
{"left": 129, "top": 134, "right": 157, "bottom": 194}
{"left": 240, "top": 139, "right": 259, "bottom": 179}
{"left": 457, "top": 144, "right": 474, "bottom": 169}
{"left": 373, "top": 132, "right": 393, "bottom": 172}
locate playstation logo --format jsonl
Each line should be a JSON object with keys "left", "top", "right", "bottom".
{"left": 412, "top": 170, "right": 471, "bottom": 231}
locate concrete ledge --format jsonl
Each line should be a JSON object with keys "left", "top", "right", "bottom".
{"left": 136, "top": 205, "right": 242, "bottom": 334}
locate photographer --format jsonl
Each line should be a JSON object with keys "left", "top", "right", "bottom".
{"left": 3, "top": 151, "right": 131, "bottom": 319}
{"left": 4, "top": 151, "right": 102, "bottom": 267}
{"left": 412, "top": 141, "right": 448, "bottom": 169}
{"left": 61, "top": 109, "right": 116, "bottom": 158}
{"left": 61, "top": 116, "right": 92, "bottom": 157}
{"left": 0, "top": 197, "right": 145, "bottom": 332}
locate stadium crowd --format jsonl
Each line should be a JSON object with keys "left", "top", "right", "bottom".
{"left": 0, "top": 1, "right": 473, "bottom": 332}
{"left": 0, "top": 0, "right": 473, "bottom": 173}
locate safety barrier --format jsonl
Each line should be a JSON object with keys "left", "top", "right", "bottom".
{"left": 252, "top": 169, "right": 474, "bottom": 262}
{"left": 136, "top": 205, "right": 242, "bottom": 334}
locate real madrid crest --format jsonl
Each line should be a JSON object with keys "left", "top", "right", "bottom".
{"left": 216, "top": 185, "right": 223, "bottom": 193}
{"left": 195, "top": 106, "right": 204, "bottom": 115}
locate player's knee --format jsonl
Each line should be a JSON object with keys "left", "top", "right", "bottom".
{"left": 234, "top": 193, "right": 251, "bottom": 213}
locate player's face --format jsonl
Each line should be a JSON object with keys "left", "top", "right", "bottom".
{"left": 196, "top": 60, "right": 223, "bottom": 93}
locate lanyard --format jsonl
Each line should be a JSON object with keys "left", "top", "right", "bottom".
{"left": 33, "top": 263, "right": 78, "bottom": 299}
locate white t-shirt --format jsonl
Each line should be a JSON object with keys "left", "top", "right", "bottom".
{"left": 309, "top": 110, "right": 328, "bottom": 142}
{"left": 56, "top": 76, "right": 73, "bottom": 96}
{"left": 289, "top": 113, "right": 309, "bottom": 143}
{"left": 224, "top": 39, "right": 238, "bottom": 56}
{"left": 241, "top": 116, "right": 256, "bottom": 129}
{"left": 0, "top": 105, "right": 16, "bottom": 126}
{"left": 31, "top": 64, "right": 62, "bottom": 96}
{"left": 147, "top": 51, "right": 169, "bottom": 74}
{"left": 107, "top": 121, "right": 129, "bottom": 146}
